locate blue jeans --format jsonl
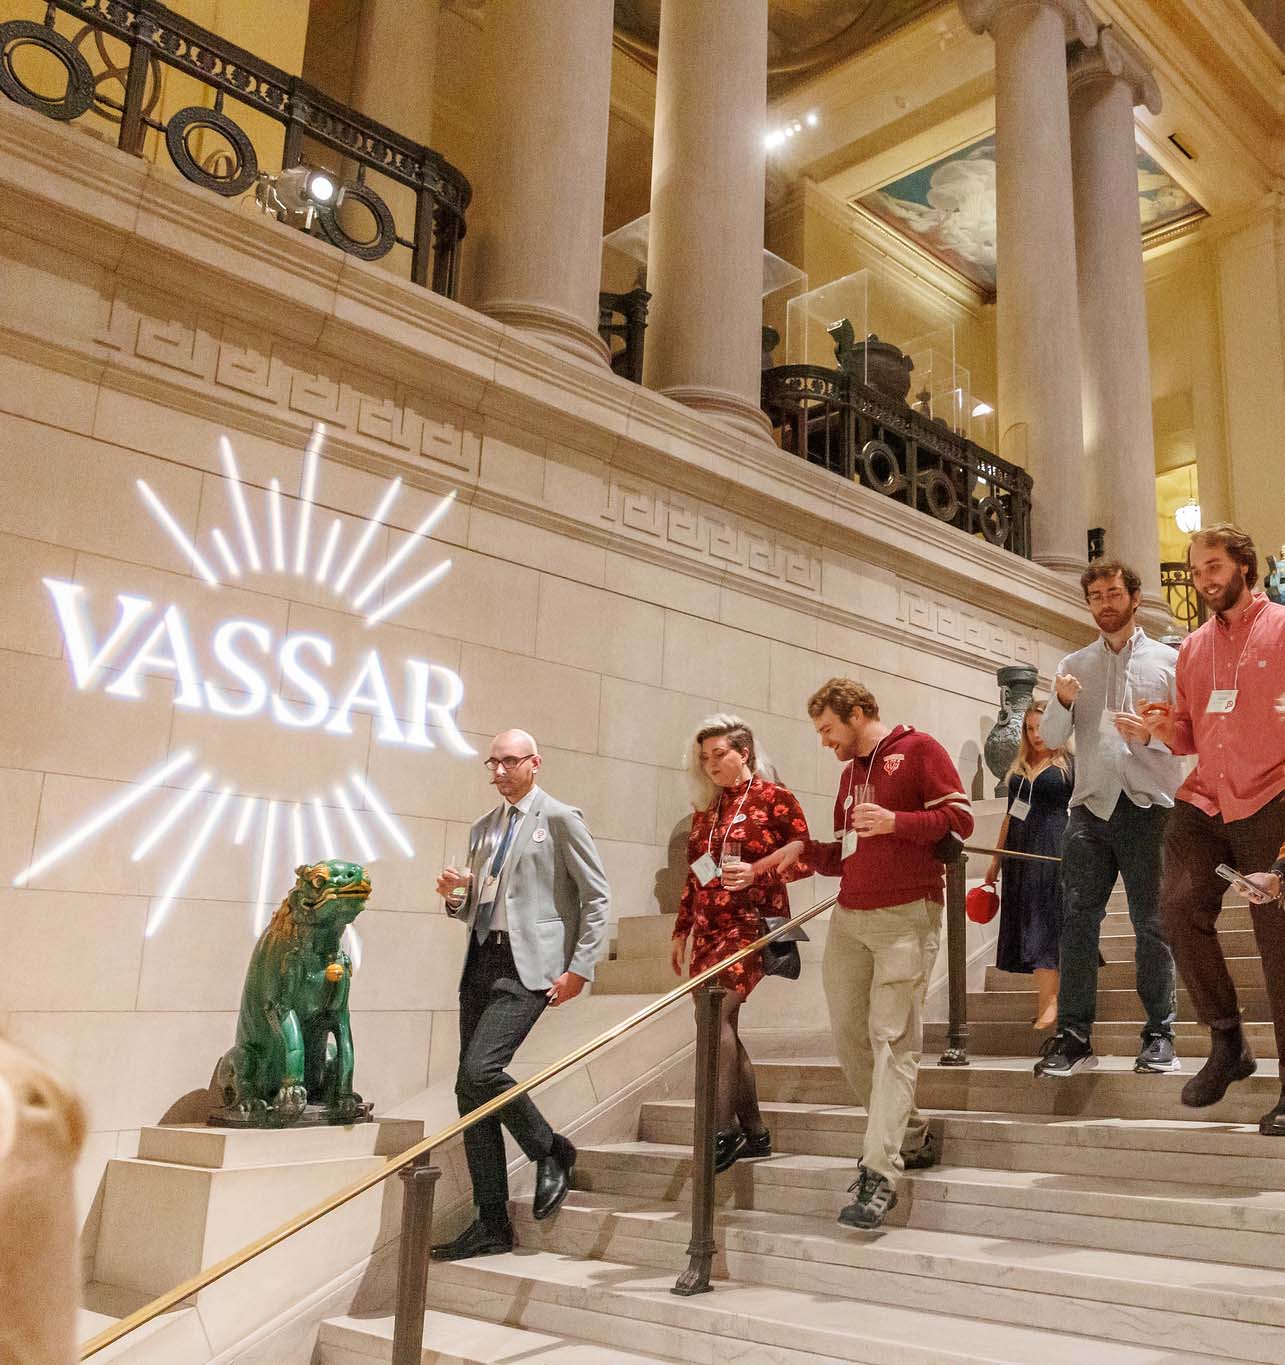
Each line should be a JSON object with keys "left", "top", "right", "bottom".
{"left": 1058, "top": 797, "right": 1176, "bottom": 1043}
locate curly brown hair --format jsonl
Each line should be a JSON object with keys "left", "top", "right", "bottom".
{"left": 806, "top": 677, "right": 880, "bottom": 724}
{"left": 1079, "top": 559, "right": 1141, "bottom": 599}
{"left": 1187, "top": 523, "right": 1258, "bottom": 589}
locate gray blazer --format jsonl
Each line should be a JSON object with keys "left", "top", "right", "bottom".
{"left": 446, "top": 787, "right": 610, "bottom": 992}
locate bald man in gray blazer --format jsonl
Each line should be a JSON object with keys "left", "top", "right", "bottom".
{"left": 431, "top": 729, "right": 610, "bottom": 1261}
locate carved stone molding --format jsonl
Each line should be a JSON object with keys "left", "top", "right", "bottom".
{"left": 601, "top": 473, "right": 822, "bottom": 598}
{"left": 95, "top": 284, "right": 483, "bottom": 481}
{"left": 1068, "top": 25, "right": 1163, "bottom": 115}
{"left": 958, "top": 0, "right": 1097, "bottom": 47}
{"left": 898, "top": 586, "right": 1041, "bottom": 669}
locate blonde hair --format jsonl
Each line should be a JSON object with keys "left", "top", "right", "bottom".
{"left": 1007, "top": 700, "right": 1071, "bottom": 780}
{"left": 684, "top": 713, "right": 777, "bottom": 810}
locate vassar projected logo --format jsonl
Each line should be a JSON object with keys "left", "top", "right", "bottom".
{"left": 13, "top": 425, "right": 472, "bottom": 952}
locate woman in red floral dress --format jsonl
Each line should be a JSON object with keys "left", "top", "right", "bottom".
{"left": 670, "top": 715, "right": 812, "bottom": 1171}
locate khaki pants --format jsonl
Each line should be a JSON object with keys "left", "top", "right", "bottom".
{"left": 821, "top": 898, "right": 942, "bottom": 1188}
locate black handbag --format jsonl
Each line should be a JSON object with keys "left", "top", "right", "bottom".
{"left": 758, "top": 914, "right": 808, "bottom": 980}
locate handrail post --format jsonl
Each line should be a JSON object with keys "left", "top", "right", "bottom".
{"left": 673, "top": 982, "right": 724, "bottom": 1296}
{"left": 939, "top": 854, "right": 970, "bottom": 1066}
{"left": 390, "top": 1155, "right": 441, "bottom": 1365}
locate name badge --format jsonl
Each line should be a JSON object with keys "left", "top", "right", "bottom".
{"left": 843, "top": 794, "right": 854, "bottom": 810}
{"left": 478, "top": 874, "right": 500, "bottom": 906}
{"left": 841, "top": 827, "right": 859, "bottom": 860}
{"left": 731, "top": 813, "right": 747, "bottom": 824}
{"left": 1207, "top": 689, "right": 1238, "bottom": 714}
{"left": 691, "top": 854, "right": 719, "bottom": 886}
{"left": 1010, "top": 798, "right": 1031, "bottom": 822}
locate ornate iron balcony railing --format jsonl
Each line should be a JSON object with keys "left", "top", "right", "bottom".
{"left": 0, "top": 0, "right": 470, "bottom": 295}
{"left": 761, "top": 362, "right": 1034, "bottom": 559}
{"left": 1161, "top": 560, "right": 1208, "bottom": 632}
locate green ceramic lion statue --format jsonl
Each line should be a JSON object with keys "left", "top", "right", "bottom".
{"left": 210, "top": 860, "right": 373, "bottom": 1128}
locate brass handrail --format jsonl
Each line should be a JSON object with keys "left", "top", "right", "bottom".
{"left": 80, "top": 892, "right": 839, "bottom": 1358}
{"left": 964, "top": 843, "right": 1062, "bottom": 864}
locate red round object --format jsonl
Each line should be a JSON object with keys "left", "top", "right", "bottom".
{"left": 966, "top": 882, "right": 1000, "bottom": 924}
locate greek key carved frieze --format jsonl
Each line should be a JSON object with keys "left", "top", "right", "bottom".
{"left": 602, "top": 475, "right": 821, "bottom": 597}
{"left": 898, "top": 586, "right": 1039, "bottom": 669}
{"left": 94, "top": 287, "right": 480, "bottom": 480}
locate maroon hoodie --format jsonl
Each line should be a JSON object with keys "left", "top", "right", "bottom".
{"left": 806, "top": 725, "right": 973, "bottom": 910}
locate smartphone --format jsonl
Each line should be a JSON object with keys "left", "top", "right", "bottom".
{"left": 1215, "top": 864, "right": 1277, "bottom": 906}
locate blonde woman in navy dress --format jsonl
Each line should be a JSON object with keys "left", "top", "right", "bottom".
{"left": 987, "top": 701, "right": 1073, "bottom": 1032}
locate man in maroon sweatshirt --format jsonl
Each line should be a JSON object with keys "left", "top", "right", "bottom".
{"left": 765, "top": 677, "right": 973, "bottom": 1229}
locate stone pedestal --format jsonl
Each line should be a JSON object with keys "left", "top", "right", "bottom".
{"left": 90, "top": 1118, "right": 421, "bottom": 1357}
{"left": 1070, "top": 26, "right": 1165, "bottom": 606}
{"left": 468, "top": 0, "right": 614, "bottom": 365}
{"left": 960, "top": 0, "right": 1097, "bottom": 575}
{"left": 642, "top": 0, "right": 773, "bottom": 441}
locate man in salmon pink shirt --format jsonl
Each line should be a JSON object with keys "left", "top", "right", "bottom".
{"left": 1142, "top": 526, "right": 1285, "bottom": 1133}
{"left": 762, "top": 677, "right": 973, "bottom": 1228}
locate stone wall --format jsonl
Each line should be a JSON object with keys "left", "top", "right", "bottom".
{"left": 0, "top": 102, "right": 1092, "bottom": 1262}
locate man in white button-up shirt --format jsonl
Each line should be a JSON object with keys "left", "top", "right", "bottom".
{"left": 1034, "top": 560, "right": 1181, "bottom": 1079}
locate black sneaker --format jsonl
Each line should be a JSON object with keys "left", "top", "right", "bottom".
{"left": 901, "top": 1130, "right": 939, "bottom": 1170}
{"left": 837, "top": 1166, "right": 898, "bottom": 1229}
{"left": 1134, "top": 1035, "right": 1181, "bottom": 1074}
{"left": 1033, "top": 1031, "right": 1096, "bottom": 1078}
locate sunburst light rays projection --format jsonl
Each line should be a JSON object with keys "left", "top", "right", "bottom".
{"left": 268, "top": 478, "right": 286, "bottom": 573}
{"left": 131, "top": 770, "right": 213, "bottom": 862}
{"left": 293, "top": 424, "right": 324, "bottom": 576}
{"left": 333, "top": 783, "right": 377, "bottom": 864}
{"left": 233, "top": 794, "right": 258, "bottom": 845}
{"left": 364, "top": 559, "right": 452, "bottom": 627}
{"left": 253, "top": 799, "right": 281, "bottom": 935}
{"left": 351, "top": 490, "right": 456, "bottom": 610}
{"left": 315, "top": 518, "right": 342, "bottom": 585}
{"left": 210, "top": 528, "right": 241, "bottom": 578}
{"left": 351, "top": 772, "right": 414, "bottom": 857}
{"left": 136, "top": 481, "right": 220, "bottom": 587}
{"left": 146, "top": 786, "right": 233, "bottom": 938}
{"left": 219, "top": 436, "right": 263, "bottom": 572}
{"left": 333, "top": 476, "right": 402, "bottom": 595}
{"left": 12, "top": 751, "right": 196, "bottom": 887}
{"left": 311, "top": 796, "right": 337, "bottom": 862}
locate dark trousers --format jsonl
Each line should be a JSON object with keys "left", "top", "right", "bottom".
{"left": 1058, "top": 797, "right": 1176, "bottom": 1042}
{"left": 1161, "top": 797, "right": 1285, "bottom": 1058}
{"left": 456, "top": 936, "right": 553, "bottom": 1208}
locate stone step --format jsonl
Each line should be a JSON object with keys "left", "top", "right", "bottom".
{"left": 986, "top": 955, "right": 1266, "bottom": 993}
{"left": 752, "top": 1056, "right": 1282, "bottom": 1124}
{"left": 923, "top": 1019, "right": 1281, "bottom": 1060}
{"left": 423, "top": 1249, "right": 1219, "bottom": 1365}
{"left": 319, "top": 1307, "right": 683, "bottom": 1364}
{"left": 1100, "top": 926, "right": 1256, "bottom": 961}
{"left": 510, "top": 1191, "right": 1285, "bottom": 1362}
{"left": 1101, "top": 903, "right": 1252, "bottom": 932}
{"left": 573, "top": 1141, "right": 1285, "bottom": 1270}
{"left": 970, "top": 985, "right": 1276, "bottom": 1023}
{"left": 638, "top": 1100, "right": 1285, "bottom": 1188}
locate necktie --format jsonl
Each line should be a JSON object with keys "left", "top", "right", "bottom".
{"left": 475, "top": 805, "right": 521, "bottom": 941}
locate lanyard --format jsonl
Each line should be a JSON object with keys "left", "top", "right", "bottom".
{"left": 1211, "top": 605, "right": 1265, "bottom": 697}
{"left": 706, "top": 777, "right": 754, "bottom": 863}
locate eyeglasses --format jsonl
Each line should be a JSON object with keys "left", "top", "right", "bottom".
{"left": 1086, "top": 589, "right": 1129, "bottom": 605}
{"left": 484, "top": 755, "right": 536, "bottom": 772}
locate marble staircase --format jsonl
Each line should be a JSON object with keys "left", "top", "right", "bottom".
{"left": 320, "top": 892, "right": 1285, "bottom": 1363}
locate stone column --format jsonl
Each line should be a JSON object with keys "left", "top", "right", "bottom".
{"left": 642, "top": 0, "right": 773, "bottom": 442}
{"left": 345, "top": 0, "right": 439, "bottom": 273}
{"left": 959, "top": 0, "right": 1097, "bottom": 575}
{"left": 467, "top": 0, "right": 614, "bottom": 366}
{"left": 1069, "top": 26, "right": 1164, "bottom": 605}
{"left": 1188, "top": 242, "right": 1232, "bottom": 529}
{"left": 349, "top": 0, "right": 438, "bottom": 144}
{"left": 1213, "top": 205, "right": 1285, "bottom": 558}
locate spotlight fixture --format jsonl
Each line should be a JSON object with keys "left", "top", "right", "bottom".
{"left": 1174, "top": 499, "right": 1201, "bottom": 534}
{"left": 254, "top": 164, "right": 345, "bottom": 229}
{"left": 971, "top": 401, "right": 993, "bottom": 417}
